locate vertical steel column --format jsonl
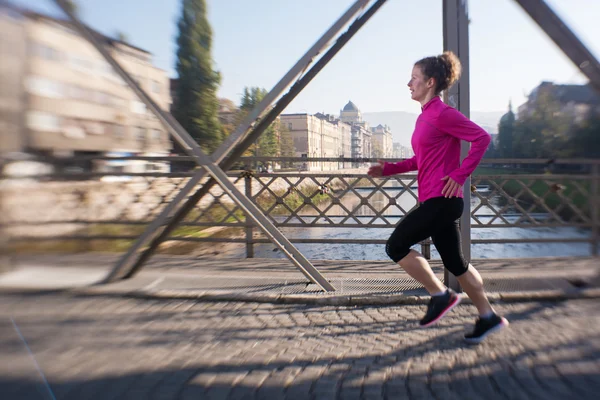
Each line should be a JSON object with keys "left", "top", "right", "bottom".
{"left": 443, "top": 0, "right": 471, "bottom": 293}
{"left": 590, "top": 164, "right": 600, "bottom": 287}
{"left": 591, "top": 164, "right": 599, "bottom": 257}
{"left": 245, "top": 174, "right": 254, "bottom": 258}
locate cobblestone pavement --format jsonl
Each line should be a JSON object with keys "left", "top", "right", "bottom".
{"left": 0, "top": 293, "right": 599, "bottom": 400}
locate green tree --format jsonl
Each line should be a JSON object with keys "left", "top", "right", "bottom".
{"left": 238, "top": 87, "right": 279, "bottom": 159}
{"left": 62, "top": 0, "right": 79, "bottom": 16}
{"left": 568, "top": 112, "right": 600, "bottom": 158}
{"left": 496, "top": 102, "right": 515, "bottom": 158}
{"left": 483, "top": 138, "right": 498, "bottom": 159}
{"left": 278, "top": 121, "right": 295, "bottom": 167}
{"left": 511, "top": 90, "right": 573, "bottom": 159}
{"left": 371, "top": 142, "right": 384, "bottom": 159}
{"left": 172, "top": 0, "right": 222, "bottom": 154}
{"left": 115, "top": 31, "right": 129, "bottom": 42}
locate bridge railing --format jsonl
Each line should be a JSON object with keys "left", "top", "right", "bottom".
{"left": 1, "top": 156, "right": 598, "bottom": 259}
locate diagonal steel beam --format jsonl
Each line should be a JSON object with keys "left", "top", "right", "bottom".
{"left": 52, "top": 0, "right": 384, "bottom": 289}
{"left": 52, "top": 0, "right": 343, "bottom": 290}
{"left": 514, "top": 0, "right": 600, "bottom": 93}
{"left": 99, "top": 0, "right": 385, "bottom": 278}
{"left": 107, "top": 0, "right": 373, "bottom": 282}
{"left": 117, "top": 0, "right": 388, "bottom": 280}
{"left": 213, "top": 0, "right": 370, "bottom": 162}
{"left": 102, "top": 0, "right": 373, "bottom": 284}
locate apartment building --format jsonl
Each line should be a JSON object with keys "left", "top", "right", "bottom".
{"left": 371, "top": 124, "right": 393, "bottom": 158}
{"left": 280, "top": 113, "right": 352, "bottom": 171}
{"left": 340, "top": 101, "right": 372, "bottom": 166}
{"left": 0, "top": 7, "right": 172, "bottom": 174}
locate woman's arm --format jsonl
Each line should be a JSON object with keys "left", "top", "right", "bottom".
{"left": 382, "top": 156, "right": 418, "bottom": 176}
{"left": 440, "top": 107, "right": 491, "bottom": 185}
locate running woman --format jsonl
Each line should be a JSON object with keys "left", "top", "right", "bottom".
{"left": 368, "top": 51, "right": 509, "bottom": 343}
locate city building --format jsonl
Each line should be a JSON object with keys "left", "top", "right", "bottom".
{"left": 280, "top": 113, "right": 351, "bottom": 171}
{"left": 280, "top": 101, "right": 394, "bottom": 170}
{"left": 0, "top": 6, "right": 172, "bottom": 175}
{"left": 371, "top": 124, "right": 393, "bottom": 158}
{"left": 340, "top": 101, "right": 372, "bottom": 166}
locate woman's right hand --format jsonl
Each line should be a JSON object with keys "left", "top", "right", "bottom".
{"left": 367, "top": 160, "right": 385, "bottom": 178}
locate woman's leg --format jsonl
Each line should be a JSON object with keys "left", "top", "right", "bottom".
{"left": 431, "top": 221, "right": 494, "bottom": 316}
{"left": 386, "top": 203, "right": 445, "bottom": 295}
{"left": 397, "top": 250, "right": 446, "bottom": 295}
{"left": 457, "top": 266, "right": 494, "bottom": 316}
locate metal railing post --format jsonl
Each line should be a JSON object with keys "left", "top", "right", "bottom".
{"left": 245, "top": 174, "right": 254, "bottom": 258}
{"left": 591, "top": 164, "right": 599, "bottom": 256}
{"left": 421, "top": 242, "right": 431, "bottom": 260}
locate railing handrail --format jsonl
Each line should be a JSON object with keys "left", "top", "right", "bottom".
{"left": 2, "top": 159, "right": 599, "bottom": 259}
{"left": 2, "top": 154, "right": 600, "bottom": 165}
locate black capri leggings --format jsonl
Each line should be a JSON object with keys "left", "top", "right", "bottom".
{"left": 385, "top": 196, "right": 469, "bottom": 277}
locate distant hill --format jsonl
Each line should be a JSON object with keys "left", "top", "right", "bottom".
{"left": 363, "top": 110, "right": 504, "bottom": 147}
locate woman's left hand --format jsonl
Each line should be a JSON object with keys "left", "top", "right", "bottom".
{"left": 441, "top": 175, "right": 462, "bottom": 198}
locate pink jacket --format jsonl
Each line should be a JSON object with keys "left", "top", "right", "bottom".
{"left": 382, "top": 96, "right": 490, "bottom": 202}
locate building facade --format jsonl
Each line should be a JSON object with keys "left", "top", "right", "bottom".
{"left": 280, "top": 113, "right": 351, "bottom": 171}
{"left": 0, "top": 7, "right": 172, "bottom": 174}
{"left": 340, "top": 101, "right": 372, "bottom": 166}
{"left": 280, "top": 101, "right": 395, "bottom": 170}
{"left": 371, "top": 124, "right": 393, "bottom": 158}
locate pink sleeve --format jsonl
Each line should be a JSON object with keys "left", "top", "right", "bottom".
{"left": 382, "top": 156, "right": 418, "bottom": 176}
{"left": 440, "top": 108, "right": 491, "bottom": 185}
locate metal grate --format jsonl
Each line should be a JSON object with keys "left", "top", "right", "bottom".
{"left": 161, "top": 276, "right": 576, "bottom": 295}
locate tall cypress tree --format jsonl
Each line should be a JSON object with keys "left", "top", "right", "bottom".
{"left": 173, "top": 0, "right": 222, "bottom": 153}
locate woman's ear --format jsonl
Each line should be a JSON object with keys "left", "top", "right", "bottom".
{"left": 427, "top": 78, "right": 435, "bottom": 89}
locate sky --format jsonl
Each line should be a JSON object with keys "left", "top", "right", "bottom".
{"left": 11, "top": 0, "right": 600, "bottom": 116}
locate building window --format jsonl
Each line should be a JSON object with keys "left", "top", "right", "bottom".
{"left": 131, "top": 100, "right": 146, "bottom": 114}
{"left": 111, "top": 97, "right": 127, "bottom": 108}
{"left": 150, "top": 129, "right": 162, "bottom": 141}
{"left": 114, "top": 125, "right": 125, "bottom": 139}
{"left": 26, "top": 76, "right": 64, "bottom": 98}
{"left": 68, "top": 85, "right": 89, "bottom": 101}
{"left": 31, "top": 43, "right": 61, "bottom": 61}
{"left": 68, "top": 54, "right": 92, "bottom": 72}
{"left": 135, "top": 127, "right": 146, "bottom": 142}
{"left": 288, "top": 123, "right": 293, "bottom": 130}
{"left": 26, "top": 111, "right": 61, "bottom": 132}
{"left": 151, "top": 80, "right": 161, "bottom": 94}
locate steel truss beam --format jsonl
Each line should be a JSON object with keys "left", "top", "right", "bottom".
{"left": 514, "top": 0, "right": 600, "bottom": 93}
{"left": 53, "top": 0, "right": 386, "bottom": 290}
{"left": 117, "top": 0, "right": 388, "bottom": 281}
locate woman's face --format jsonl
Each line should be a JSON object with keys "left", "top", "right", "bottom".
{"left": 408, "top": 65, "right": 433, "bottom": 103}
